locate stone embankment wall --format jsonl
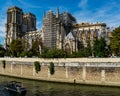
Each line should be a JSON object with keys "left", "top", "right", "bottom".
{"left": 0, "top": 58, "right": 120, "bottom": 86}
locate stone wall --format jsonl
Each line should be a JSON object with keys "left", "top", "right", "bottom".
{"left": 0, "top": 58, "right": 120, "bottom": 86}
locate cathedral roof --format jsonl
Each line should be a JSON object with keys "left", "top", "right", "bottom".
{"left": 65, "top": 32, "right": 75, "bottom": 40}
{"left": 8, "top": 6, "right": 22, "bottom": 11}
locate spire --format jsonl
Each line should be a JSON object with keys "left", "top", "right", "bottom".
{"left": 56, "top": 7, "right": 59, "bottom": 18}
{"left": 43, "top": 10, "right": 46, "bottom": 18}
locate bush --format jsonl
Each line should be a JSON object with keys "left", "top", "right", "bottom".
{"left": 27, "top": 51, "right": 32, "bottom": 57}
{"left": 2, "top": 60, "right": 6, "bottom": 69}
{"left": 34, "top": 61, "right": 41, "bottom": 73}
{"left": 49, "top": 62, "right": 55, "bottom": 75}
{"left": 20, "top": 51, "right": 27, "bottom": 57}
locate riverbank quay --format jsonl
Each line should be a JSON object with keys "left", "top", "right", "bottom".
{"left": 0, "top": 58, "right": 120, "bottom": 87}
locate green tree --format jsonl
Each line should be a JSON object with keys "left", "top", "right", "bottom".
{"left": 31, "top": 40, "right": 42, "bottom": 57}
{"left": 9, "top": 39, "right": 24, "bottom": 57}
{"left": 49, "top": 62, "right": 55, "bottom": 75}
{"left": 71, "top": 43, "right": 92, "bottom": 58}
{"left": 41, "top": 47, "right": 49, "bottom": 58}
{"left": 93, "top": 37, "right": 107, "bottom": 57}
{"left": 34, "top": 61, "right": 41, "bottom": 73}
{"left": 47, "top": 48, "right": 66, "bottom": 58}
{"left": 2, "top": 60, "right": 6, "bottom": 69}
{"left": 32, "top": 40, "right": 39, "bottom": 53}
{"left": 110, "top": 26, "right": 120, "bottom": 56}
{"left": 0, "top": 45, "right": 6, "bottom": 57}
{"left": 41, "top": 48, "right": 66, "bottom": 58}
{"left": 85, "top": 41, "right": 92, "bottom": 57}
{"left": 71, "top": 48, "right": 85, "bottom": 58}
{"left": 20, "top": 51, "right": 27, "bottom": 57}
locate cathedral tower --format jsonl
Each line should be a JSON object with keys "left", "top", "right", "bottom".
{"left": 5, "top": 6, "right": 23, "bottom": 48}
{"left": 23, "top": 13, "right": 36, "bottom": 32}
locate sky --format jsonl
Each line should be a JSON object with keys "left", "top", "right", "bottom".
{"left": 0, "top": 0, "right": 120, "bottom": 44}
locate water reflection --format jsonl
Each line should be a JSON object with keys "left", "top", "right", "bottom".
{"left": 0, "top": 76, "right": 120, "bottom": 96}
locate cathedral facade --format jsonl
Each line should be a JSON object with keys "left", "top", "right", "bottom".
{"left": 5, "top": 6, "right": 110, "bottom": 53}
{"left": 5, "top": 6, "right": 36, "bottom": 49}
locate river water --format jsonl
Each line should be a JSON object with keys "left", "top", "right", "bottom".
{"left": 0, "top": 76, "right": 120, "bottom": 96}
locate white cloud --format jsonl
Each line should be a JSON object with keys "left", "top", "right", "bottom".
{"left": 0, "top": 18, "right": 6, "bottom": 33}
{"left": 78, "top": 0, "right": 88, "bottom": 9}
{"left": 74, "top": 0, "right": 120, "bottom": 27}
{"left": 49, "top": 6, "right": 69, "bottom": 12}
{"left": 0, "top": 0, "right": 13, "bottom": 44}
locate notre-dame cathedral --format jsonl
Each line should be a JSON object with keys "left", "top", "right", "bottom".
{"left": 5, "top": 6, "right": 111, "bottom": 53}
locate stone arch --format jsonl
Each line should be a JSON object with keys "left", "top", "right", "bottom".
{"left": 80, "top": 31, "right": 85, "bottom": 39}
{"left": 65, "top": 43, "right": 71, "bottom": 54}
{"left": 87, "top": 31, "right": 91, "bottom": 39}
{"left": 93, "top": 31, "right": 97, "bottom": 38}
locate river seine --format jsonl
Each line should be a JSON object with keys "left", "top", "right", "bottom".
{"left": 0, "top": 76, "right": 120, "bottom": 96}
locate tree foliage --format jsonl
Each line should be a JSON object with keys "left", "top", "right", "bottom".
{"left": 2, "top": 60, "right": 6, "bottom": 69}
{"left": 70, "top": 41, "right": 92, "bottom": 58}
{"left": 85, "top": 41, "right": 92, "bottom": 57}
{"left": 9, "top": 39, "right": 24, "bottom": 57}
{"left": 93, "top": 37, "right": 107, "bottom": 57}
{"left": 32, "top": 40, "right": 39, "bottom": 55}
{"left": 0, "top": 45, "right": 6, "bottom": 57}
{"left": 110, "top": 26, "right": 120, "bottom": 56}
{"left": 28, "top": 39, "right": 43, "bottom": 57}
{"left": 41, "top": 48, "right": 66, "bottom": 58}
{"left": 34, "top": 61, "right": 41, "bottom": 73}
{"left": 49, "top": 62, "right": 55, "bottom": 75}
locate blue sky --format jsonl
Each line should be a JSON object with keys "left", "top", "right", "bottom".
{"left": 0, "top": 0, "right": 120, "bottom": 44}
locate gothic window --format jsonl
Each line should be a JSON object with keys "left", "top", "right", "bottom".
{"left": 32, "top": 18, "right": 35, "bottom": 29}
{"left": 17, "top": 12, "right": 21, "bottom": 24}
{"left": 90, "top": 29, "right": 94, "bottom": 36}
{"left": 65, "top": 43, "right": 71, "bottom": 54}
{"left": 84, "top": 30, "right": 88, "bottom": 36}
{"left": 9, "top": 13, "right": 12, "bottom": 23}
{"left": 79, "top": 30, "right": 82, "bottom": 34}
{"left": 87, "top": 31, "right": 91, "bottom": 39}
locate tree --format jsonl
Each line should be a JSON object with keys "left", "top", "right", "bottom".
{"left": 93, "top": 37, "right": 107, "bottom": 57}
{"left": 34, "top": 61, "right": 41, "bottom": 73}
{"left": 49, "top": 62, "right": 55, "bottom": 75}
{"left": 31, "top": 39, "right": 43, "bottom": 57}
{"left": 41, "top": 48, "right": 66, "bottom": 58}
{"left": 2, "top": 60, "right": 6, "bottom": 69}
{"left": 85, "top": 40, "right": 92, "bottom": 57}
{"left": 110, "top": 26, "right": 120, "bottom": 56}
{"left": 9, "top": 39, "right": 24, "bottom": 57}
{"left": 46, "top": 48, "right": 66, "bottom": 58}
{"left": 41, "top": 47, "right": 49, "bottom": 58}
{"left": 32, "top": 40, "right": 39, "bottom": 56}
{"left": 0, "top": 45, "right": 5, "bottom": 57}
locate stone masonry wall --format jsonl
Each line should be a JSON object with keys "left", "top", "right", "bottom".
{"left": 0, "top": 58, "right": 120, "bottom": 86}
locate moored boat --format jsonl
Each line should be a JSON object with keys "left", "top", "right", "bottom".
{"left": 4, "top": 81, "right": 27, "bottom": 95}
